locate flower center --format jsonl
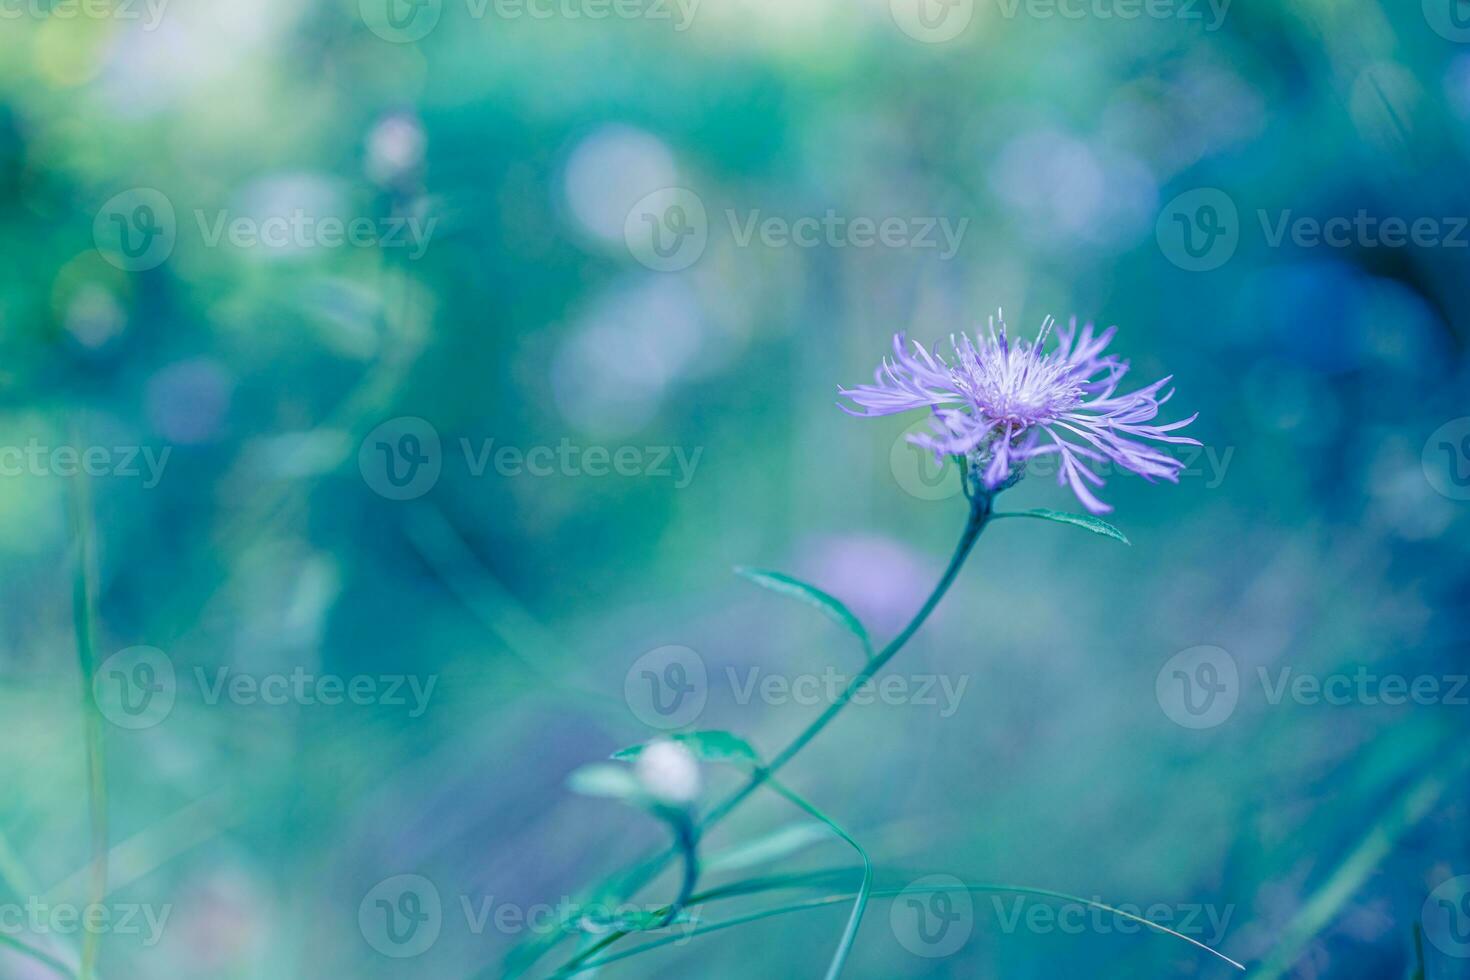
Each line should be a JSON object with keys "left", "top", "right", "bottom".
{"left": 958, "top": 347, "right": 1083, "bottom": 427}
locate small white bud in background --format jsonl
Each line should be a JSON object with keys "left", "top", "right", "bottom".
{"left": 634, "top": 740, "right": 701, "bottom": 805}
{"left": 366, "top": 113, "right": 426, "bottom": 187}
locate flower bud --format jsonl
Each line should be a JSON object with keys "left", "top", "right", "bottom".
{"left": 634, "top": 740, "right": 701, "bottom": 805}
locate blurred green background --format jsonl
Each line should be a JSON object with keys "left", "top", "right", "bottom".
{"left": 2, "top": 0, "right": 1470, "bottom": 976}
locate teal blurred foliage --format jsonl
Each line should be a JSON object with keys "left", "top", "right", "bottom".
{"left": 2, "top": 0, "right": 1469, "bottom": 976}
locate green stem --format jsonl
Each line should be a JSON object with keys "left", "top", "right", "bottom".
{"left": 701, "top": 489, "right": 992, "bottom": 832}
{"left": 545, "top": 490, "right": 994, "bottom": 978}
{"left": 653, "top": 809, "right": 699, "bottom": 928}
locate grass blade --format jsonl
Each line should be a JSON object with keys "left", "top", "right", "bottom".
{"left": 0, "top": 933, "right": 76, "bottom": 978}
{"left": 556, "top": 879, "right": 1244, "bottom": 975}
{"left": 1251, "top": 735, "right": 1470, "bottom": 980}
{"left": 67, "top": 459, "right": 108, "bottom": 980}
{"left": 764, "top": 779, "right": 871, "bottom": 980}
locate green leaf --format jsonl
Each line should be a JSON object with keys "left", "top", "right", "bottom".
{"left": 566, "top": 764, "right": 641, "bottom": 800}
{"left": 993, "top": 508, "right": 1130, "bottom": 545}
{"left": 733, "top": 567, "right": 873, "bottom": 656}
{"left": 702, "top": 822, "right": 832, "bottom": 874}
{"left": 613, "top": 731, "right": 761, "bottom": 767}
{"left": 764, "top": 779, "right": 871, "bottom": 980}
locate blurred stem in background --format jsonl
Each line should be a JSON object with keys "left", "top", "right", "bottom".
{"left": 66, "top": 435, "right": 107, "bottom": 980}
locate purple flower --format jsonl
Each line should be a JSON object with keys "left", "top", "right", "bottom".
{"left": 840, "top": 311, "right": 1199, "bottom": 514}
